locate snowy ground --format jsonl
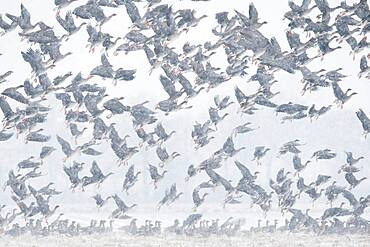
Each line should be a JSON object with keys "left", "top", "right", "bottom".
{"left": 1, "top": 232, "right": 370, "bottom": 247}
{"left": 1, "top": 0, "right": 370, "bottom": 246}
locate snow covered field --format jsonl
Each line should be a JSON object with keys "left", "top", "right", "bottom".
{"left": 2, "top": 232, "right": 370, "bottom": 247}
{"left": 1, "top": 0, "right": 370, "bottom": 245}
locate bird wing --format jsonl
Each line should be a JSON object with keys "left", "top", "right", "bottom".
{"left": 205, "top": 168, "right": 219, "bottom": 184}
{"left": 20, "top": 4, "right": 31, "bottom": 23}
{"left": 56, "top": 13, "right": 69, "bottom": 31}
{"left": 63, "top": 165, "right": 73, "bottom": 178}
{"left": 342, "top": 190, "right": 358, "bottom": 206}
{"left": 192, "top": 189, "right": 201, "bottom": 203}
{"left": 5, "top": 13, "right": 18, "bottom": 23}
{"left": 169, "top": 184, "right": 177, "bottom": 197}
{"left": 93, "top": 194, "right": 102, "bottom": 202}
{"left": 90, "top": 160, "right": 103, "bottom": 177}
{"left": 178, "top": 74, "right": 193, "bottom": 94}
{"left": 220, "top": 96, "right": 230, "bottom": 107}
{"left": 234, "top": 86, "right": 247, "bottom": 104}
{"left": 56, "top": 135, "right": 73, "bottom": 155}
{"left": 248, "top": 3, "right": 258, "bottom": 24}
{"left": 69, "top": 123, "right": 79, "bottom": 136}
{"left": 356, "top": 109, "right": 370, "bottom": 131}
{"left": 0, "top": 96, "right": 14, "bottom": 119}
{"left": 101, "top": 54, "right": 112, "bottom": 67}
{"left": 156, "top": 146, "right": 168, "bottom": 160}
{"left": 159, "top": 75, "right": 178, "bottom": 98}
{"left": 345, "top": 172, "right": 356, "bottom": 186}
{"left": 114, "top": 194, "right": 127, "bottom": 209}
{"left": 208, "top": 107, "right": 219, "bottom": 121}
{"left": 345, "top": 36, "right": 358, "bottom": 51}
{"left": 154, "top": 123, "right": 166, "bottom": 138}
{"left": 360, "top": 56, "right": 368, "bottom": 72}
{"left": 331, "top": 81, "right": 344, "bottom": 100}
{"left": 0, "top": 15, "right": 11, "bottom": 29}
{"left": 213, "top": 95, "right": 221, "bottom": 107}
{"left": 234, "top": 160, "right": 253, "bottom": 179}
{"left": 143, "top": 44, "right": 155, "bottom": 62}
{"left": 124, "top": 0, "right": 141, "bottom": 24}
{"left": 345, "top": 152, "right": 353, "bottom": 162}
{"left": 301, "top": 0, "right": 312, "bottom": 9}
{"left": 219, "top": 176, "right": 234, "bottom": 192}
{"left": 11, "top": 195, "right": 28, "bottom": 212}
{"left": 65, "top": 11, "right": 76, "bottom": 30}
{"left": 126, "top": 165, "right": 134, "bottom": 178}
{"left": 297, "top": 177, "right": 304, "bottom": 189}
{"left": 86, "top": 24, "right": 98, "bottom": 40}
{"left": 149, "top": 164, "right": 158, "bottom": 178}
{"left": 223, "top": 136, "right": 234, "bottom": 152}
{"left": 293, "top": 155, "right": 301, "bottom": 169}
{"left": 234, "top": 10, "right": 250, "bottom": 27}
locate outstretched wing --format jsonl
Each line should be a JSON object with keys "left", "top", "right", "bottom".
{"left": 356, "top": 109, "right": 370, "bottom": 132}
{"left": 56, "top": 13, "right": 68, "bottom": 31}
{"left": 342, "top": 190, "right": 358, "bottom": 206}
{"left": 65, "top": 11, "right": 76, "bottom": 30}
{"left": 248, "top": 3, "right": 258, "bottom": 24}
{"left": 234, "top": 86, "right": 247, "bottom": 104}
{"left": 56, "top": 135, "right": 73, "bottom": 155}
{"left": 90, "top": 160, "right": 103, "bottom": 177}
{"left": 126, "top": 165, "right": 134, "bottom": 178}
{"left": 149, "top": 164, "right": 158, "bottom": 178}
{"left": 20, "top": 4, "right": 31, "bottom": 23}
{"left": 234, "top": 160, "right": 253, "bottom": 179}
{"left": 360, "top": 56, "right": 368, "bottom": 72}
{"left": 331, "top": 81, "right": 344, "bottom": 100}
{"left": 301, "top": 0, "right": 312, "bottom": 9}
{"left": 101, "top": 54, "right": 112, "bottom": 67}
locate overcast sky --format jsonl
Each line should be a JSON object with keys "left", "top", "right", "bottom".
{"left": 0, "top": 0, "right": 369, "bottom": 227}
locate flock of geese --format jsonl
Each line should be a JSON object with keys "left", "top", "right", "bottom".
{"left": 0, "top": 0, "right": 370, "bottom": 238}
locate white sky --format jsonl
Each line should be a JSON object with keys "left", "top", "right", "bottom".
{"left": 0, "top": 0, "right": 369, "bottom": 228}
